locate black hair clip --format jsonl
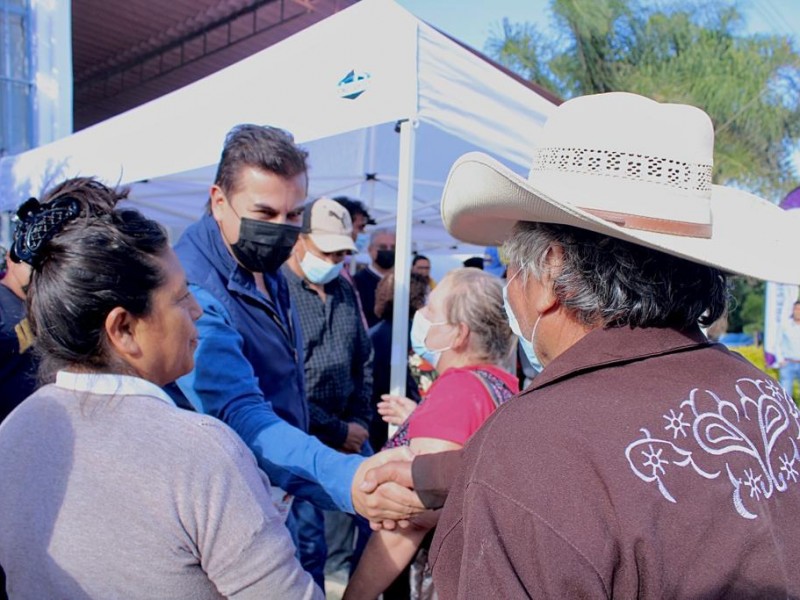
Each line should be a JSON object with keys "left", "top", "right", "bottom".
{"left": 10, "top": 196, "right": 82, "bottom": 268}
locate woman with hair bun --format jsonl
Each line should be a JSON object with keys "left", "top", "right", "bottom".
{"left": 0, "top": 177, "right": 321, "bottom": 599}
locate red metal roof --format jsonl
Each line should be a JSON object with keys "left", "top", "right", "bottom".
{"left": 72, "top": 0, "right": 357, "bottom": 129}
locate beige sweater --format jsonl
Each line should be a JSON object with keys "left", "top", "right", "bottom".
{"left": 0, "top": 380, "right": 322, "bottom": 599}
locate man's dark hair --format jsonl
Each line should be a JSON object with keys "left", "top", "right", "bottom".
{"left": 412, "top": 254, "right": 430, "bottom": 266}
{"left": 24, "top": 177, "right": 169, "bottom": 382}
{"left": 463, "top": 256, "right": 484, "bottom": 270}
{"left": 208, "top": 124, "right": 309, "bottom": 211}
{"left": 332, "top": 196, "right": 375, "bottom": 225}
{"left": 375, "top": 272, "right": 429, "bottom": 322}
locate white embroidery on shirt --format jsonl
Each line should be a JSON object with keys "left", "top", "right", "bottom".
{"left": 663, "top": 409, "right": 690, "bottom": 438}
{"left": 625, "top": 377, "right": 800, "bottom": 520}
{"left": 779, "top": 453, "right": 798, "bottom": 483}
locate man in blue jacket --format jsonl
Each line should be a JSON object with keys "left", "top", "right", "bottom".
{"left": 169, "top": 125, "right": 422, "bottom": 585}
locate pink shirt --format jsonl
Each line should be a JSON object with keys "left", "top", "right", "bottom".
{"left": 406, "top": 364, "right": 519, "bottom": 446}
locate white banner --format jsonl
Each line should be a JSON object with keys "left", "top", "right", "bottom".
{"left": 764, "top": 281, "right": 800, "bottom": 366}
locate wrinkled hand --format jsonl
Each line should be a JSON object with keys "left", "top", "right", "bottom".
{"left": 377, "top": 394, "right": 418, "bottom": 425}
{"left": 351, "top": 446, "right": 425, "bottom": 528}
{"left": 342, "top": 422, "right": 369, "bottom": 454}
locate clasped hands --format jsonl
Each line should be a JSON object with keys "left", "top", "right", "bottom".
{"left": 351, "top": 445, "right": 425, "bottom": 530}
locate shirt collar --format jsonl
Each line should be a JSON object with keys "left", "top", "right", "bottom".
{"left": 55, "top": 371, "right": 176, "bottom": 407}
{"left": 531, "top": 325, "right": 711, "bottom": 391}
{"left": 368, "top": 264, "right": 386, "bottom": 279}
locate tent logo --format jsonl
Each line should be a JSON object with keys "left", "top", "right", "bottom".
{"left": 338, "top": 70, "right": 371, "bottom": 100}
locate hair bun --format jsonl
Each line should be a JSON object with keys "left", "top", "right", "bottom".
{"left": 10, "top": 196, "right": 82, "bottom": 268}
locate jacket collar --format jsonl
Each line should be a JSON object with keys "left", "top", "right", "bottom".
{"left": 180, "top": 213, "right": 239, "bottom": 283}
{"left": 531, "top": 325, "right": 711, "bottom": 391}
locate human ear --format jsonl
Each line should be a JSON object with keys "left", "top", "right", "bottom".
{"left": 293, "top": 235, "right": 309, "bottom": 260}
{"left": 448, "top": 322, "right": 470, "bottom": 353}
{"left": 458, "top": 322, "right": 471, "bottom": 350}
{"left": 104, "top": 306, "right": 143, "bottom": 361}
{"left": 531, "top": 244, "right": 563, "bottom": 315}
{"left": 209, "top": 185, "right": 227, "bottom": 222}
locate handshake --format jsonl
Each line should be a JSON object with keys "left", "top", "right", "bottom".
{"left": 349, "top": 446, "right": 438, "bottom": 529}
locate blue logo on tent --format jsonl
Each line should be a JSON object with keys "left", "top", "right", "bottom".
{"left": 338, "top": 70, "right": 371, "bottom": 100}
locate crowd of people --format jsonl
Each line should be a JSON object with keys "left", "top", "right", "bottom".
{"left": 0, "top": 90, "right": 799, "bottom": 599}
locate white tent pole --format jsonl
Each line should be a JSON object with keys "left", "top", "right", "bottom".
{"left": 0, "top": 212, "right": 11, "bottom": 250}
{"left": 388, "top": 119, "right": 417, "bottom": 409}
{"left": 369, "top": 126, "right": 378, "bottom": 209}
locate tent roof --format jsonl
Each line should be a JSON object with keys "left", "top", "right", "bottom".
{"left": 1, "top": 0, "right": 555, "bottom": 208}
{"left": 2, "top": 0, "right": 558, "bottom": 257}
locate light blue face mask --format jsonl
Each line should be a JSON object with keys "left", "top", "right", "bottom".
{"left": 355, "top": 233, "right": 370, "bottom": 254}
{"left": 300, "top": 244, "right": 344, "bottom": 285}
{"left": 410, "top": 310, "right": 451, "bottom": 368}
{"left": 502, "top": 271, "right": 542, "bottom": 369}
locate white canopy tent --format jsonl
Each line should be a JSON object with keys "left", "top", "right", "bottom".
{"left": 0, "top": 0, "right": 557, "bottom": 395}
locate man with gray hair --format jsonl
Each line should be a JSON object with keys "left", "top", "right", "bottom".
{"left": 353, "top": 227, "right": 396, "bottom": 328}
{"left": 362, "top": 92, "right": 800, "bottom": 598}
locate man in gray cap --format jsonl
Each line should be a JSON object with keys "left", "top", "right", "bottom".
{"left": 283, "top": 198, "right": 374, "bottom": 588}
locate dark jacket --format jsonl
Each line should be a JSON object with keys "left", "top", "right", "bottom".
{"left": 169, "top": 213, "right": 362, "bottom": 512}
{"left": 0, "top": 285, "right": 37, "bottom": 422}
{"left": 430, "top": 325, "right": 800, "bottom": 599}
{"left": 353, "top": 267, "right": 382, "bottom": 328}
{"left": 369, "top": 318, "right": 421, "bottom": 451}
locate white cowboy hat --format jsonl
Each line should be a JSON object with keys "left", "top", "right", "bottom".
{"left": 441, "top": 92, "right": 800, "bottom": 285}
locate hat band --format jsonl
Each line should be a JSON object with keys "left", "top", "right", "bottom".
{"left": 533, "top": 146, "right": 713, "bottom": 238}
{"left": 533, "top": 147, "right": 712, "bottom": 194}
{"left": 582, "top": 208, "right": 712, "bottom": 238}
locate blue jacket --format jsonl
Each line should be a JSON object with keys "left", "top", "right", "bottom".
{"left": 169, "top": 213, "right": 362, "bottom": 511}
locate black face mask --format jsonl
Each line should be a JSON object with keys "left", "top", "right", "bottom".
{"left": 230, "top": 218, "right": 301, "bottom": 274}
{"left": 375, "top": 249, "right": 396, "bottom": 270}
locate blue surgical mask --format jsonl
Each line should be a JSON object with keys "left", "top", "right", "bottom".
{"left": 355, "top": 233, "right": 370, "bottom": 254}
{"left": 503, "top": 272, "right": 542, "bottom": 369}
{"left": 299, "top": 245, "right": 343, "bottom": 285}
{"left": 410, "top": 310, "right": 450, "bottom": 368}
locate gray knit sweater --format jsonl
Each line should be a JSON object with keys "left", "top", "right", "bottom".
{"left": 0, "top": 380, "right": 322, "bottom": 599}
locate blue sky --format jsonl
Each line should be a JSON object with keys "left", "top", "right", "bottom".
{"left": 395, "top": 0, "right": 800, "bottom": 53}
{"left": 395, "top": 0, "right": 800, "bottom": 178}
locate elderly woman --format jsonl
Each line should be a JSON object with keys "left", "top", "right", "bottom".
{"left": 0, "top": 178, "right": 321, "bottom": 599}
{"left": 421, "top": 93, "right": 800, "bottom": 597}
{"left": 345, "top": 267, "right": 518, "bottom": 600}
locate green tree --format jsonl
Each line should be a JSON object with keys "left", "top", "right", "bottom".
{"left": 487, "top": 0, "right": 800, "bottom": 199}
{"left": 488, "top": 0, "right": 800, "bottom": 333}
{"left": 727, "top": 278, "right": 765, "bottom": 336}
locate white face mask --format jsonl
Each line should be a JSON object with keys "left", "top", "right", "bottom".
{"left": 299, "top": 242, "right": 343, "bottom": 285}
{"left": 410, "top": 310, "right": 451, "bottom": 368}
{"left": 502, "top": 269, "right": 542, "bottom": 369}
